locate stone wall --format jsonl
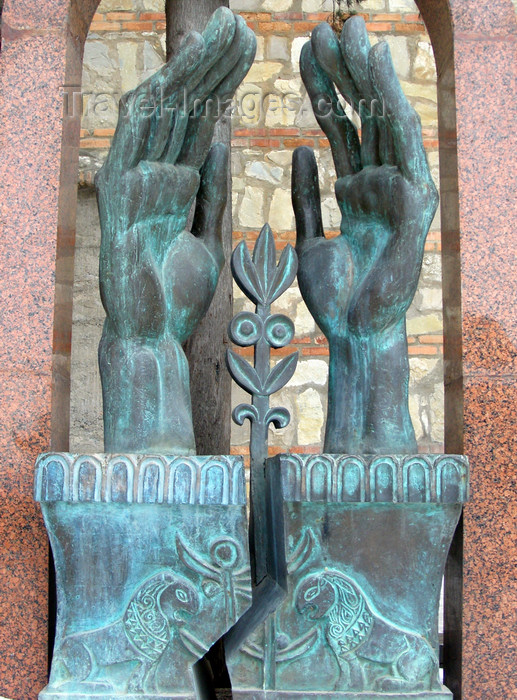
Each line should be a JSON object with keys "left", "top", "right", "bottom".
{"left": 71, "top": 0, "right": 444, "bottom": 456}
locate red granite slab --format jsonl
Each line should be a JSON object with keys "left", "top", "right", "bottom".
{"left": 0, "top": 1, "right": 99, "bottom": 696}
{"left": 449, "top": 0, "right": 517, "bottom": 696}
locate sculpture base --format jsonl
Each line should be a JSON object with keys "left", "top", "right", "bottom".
{"left": 231, "top": 691, "right": 452, "bottom": 699}
{"left": 35, "top": 453, "right": 251, "bottom": 700}
{"left": 39, "top": 692, "right": 194, "bottom": 700}
{"left": 228, "top": 454, "right": 468, "bottom": 698}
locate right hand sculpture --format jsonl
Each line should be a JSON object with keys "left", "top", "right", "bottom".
{"left": 96, "top": 9, "right": 256, "bottom": 453}
{"left": 292, "top": 17, "right": 438, "bottom": 454}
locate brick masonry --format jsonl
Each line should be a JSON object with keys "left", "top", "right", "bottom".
{"left": 72, "top": 0, "right": 445, "bottom": 457}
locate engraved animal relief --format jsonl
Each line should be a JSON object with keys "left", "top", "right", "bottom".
{"left": 296, "top": 570, "right": 440, "bottom": 693}
{"left": 177, "top": 535, "right": 251, "bottom": 627}
{"left": 54, "top": 572, "right": 199, "bottom": 694}
{"left": 241, "top": 529, "right": 318, "bottom": 688}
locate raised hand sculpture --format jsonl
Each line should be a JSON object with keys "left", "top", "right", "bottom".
{"left": 292, "top": 16, "right": 438, "bottom": 455}
{"left": 96, "top": 8, "right": 256, "bottom": 453}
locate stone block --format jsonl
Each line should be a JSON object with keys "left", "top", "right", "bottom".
{"left": 400, "top": 80, "right": 437, "bottom": 103}
{"left": 233, "top": 177, "right": 246, "bottom": 193}
{"left": 82, "top": 41, "right": 119, "bottom": 94}
{"left": 301, "top": 0, "right": 333, "bottom": 11}
{"left": 418, "top": 287, "right": 443, "bottom": 312}
{"left": 294, "top": 92, "right": 317, "bottom": 129}
{"left": 237, "top": 85, "right": 264, "bottom": 127}
{"left": 266, "top": 36, "right": 290, "bottom": 62}
{"left": 321, "top": 196, "right": 341, "bottom": 229}
{"left": 230, "top": 0, "right": 264, "bottom": 11}
{"left": 83, "top": 41, "right": 117, "bottom": 76}
{"left": 291, "top": 37, "right": 309, "bottom": 72}
{"left": 117, "top": 42, "right": 139, "bottom": 93}
{"left": 294, "top": 299, "right": 317, "bottom": 335}
{"left": 388, "top": 0, "right": 417, "bottom": 12}
{"left": 271, "top": 287, "right": 300, "bottom": 318}
{"left": 245, "top": 161, "right": 284, "bottom": 185}
{"left": 421, "top": 252, "right": 442, "bottom": 285}
{"left": 265, "top": 150, "right": 293, "bottom": 168}
{"left": 265, "top": 94, "right": 297, "bottom": 128}
{"left": 256, "top": 36, "right": 265, "bottom": 62}
{"left": 409, "top": 356, "right": 440, "bottom": 384}
{"left": 407, "top": 313, "right": 442, "bottom": 335}
{"left": 140, "top": 0, "right": 166, "bottom": 11}
{"left": 409, "top": 389, "right": 444, "bottom": 445}
{"left": 142, "top": 41, "right": 164, "bottom": 81}
{"left": 239, "top": 187, "right": 265, "bottom": 228}
{"left": 263, "top": 0, "right": 292, "bottom": 10}
{"left": 413, "top": 41, "right": 437, "bottom": 81}
{"left": 274, "top": 78, "right": 303, "bottom": 96}
{"left": 268, "top": 189, "right": 295, "bottom": 231}
{"left": 295, "top": 388, "right": 324, "bottom": 445}
{"left": 362, "top": 0, "right": 388, "bottom": 9}
{"left": 97, "top": 0, "right": 135, "bottom": 12}
{"left": 383, "top": 36, "right": 410, "bottom": 79}
{"left": 289, "top": 359, "right": 328, "bottom": 387}
{"left": 245, "top": 62, "right": 284, "bottom": 85}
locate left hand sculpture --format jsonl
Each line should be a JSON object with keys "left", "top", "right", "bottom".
{"left": 96, "top": 8, "right": 256, "bottom": 453}
{"left": 292, "top": 17, "right": 438, "bottom": 454}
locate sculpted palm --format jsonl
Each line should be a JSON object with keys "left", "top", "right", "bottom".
{"left": 292, "top": 17, "right": 438, "bottom": 454}
{"left": 96, "top": 9, "right": 256, "bottom": 453}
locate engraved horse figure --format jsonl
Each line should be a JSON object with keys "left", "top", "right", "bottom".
{"left": 54, "top": 571, "right": 199, "bottom": 693}
{"left": 296, "top": 570, "right": 440, "bottom": 693}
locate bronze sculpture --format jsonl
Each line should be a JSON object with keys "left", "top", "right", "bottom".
{"left": 35, "top": 13, "right": 468, "bottom": 700}
{"left": 292, "top": 16, "right": 439, "bottom": 454}
{"left": 96, "top": 8, "right": 256, "bottom": 454}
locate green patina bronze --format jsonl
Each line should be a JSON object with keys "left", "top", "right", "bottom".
{"left": 225, "top": 18, "right": 466, "bottom": 699}
{"left": 228, "top": 453, "right": 469, "bottom": 698}
{"left": 96, "top": 7, "right": 256, "bottom": 454}
{"left": 35, "top": 453, "right": 250, "bottom": 699}
{"left": 292, "top": 16, "right": 439, "bottom": 455}
{"left": 35, "top": 13, "right": 469, "bottom": 700}
{"left": 35, "top": 10, "right": 257, "bottom": 700}
{"left": 223, "top": 224, "right": 298, "bottom": 659}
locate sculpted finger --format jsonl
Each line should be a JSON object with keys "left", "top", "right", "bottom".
{"left": 186, "top": 6, "right": 237, "bottom": 95}
{"left": 361, "top": 115, "right": 381, "bottom": 167}
{"left": 369, "top": 41, "right": 430, "bottom": 181}
{"left": 191, "top": 143, "right": 228, "bottom": 270}
{"left": 202, "top": 6, "right": 237, "bottom": 61}
{"left": 214, "top": 24, "right": 256, "bottom": 103}
{"left": 145, "top": 30, "right": 207, "bottom": 162}
{"left": 292, "top": 146, "right": 325, "bottom": 247}
{"left": 185, "top": 14, "right": 248, "bottom": 117}
{"left": 311, "top": 22, "right": 360, "bottom": 109}
{"left": 300, "top": 41, "right": 361, "bottom": 177}
{"left": 378, "top": 117, "right": 395, "bottom": 164}
{"left": 341, "top": 16, "right": 376, "bottom": 106}
{"left": 107, "top": 31, "right": 206, "bottom": 171}
{"left": 172, "top": 7, "right": 236, "bottom": 101}
{"left": 176, "top": 24, "right": 256, "bottom": 169}
{"left": 154, "top": 9, "right": 236, "bottom": 164}
{"left": 118, "top": 162, "right": 199, "bottom": 231}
